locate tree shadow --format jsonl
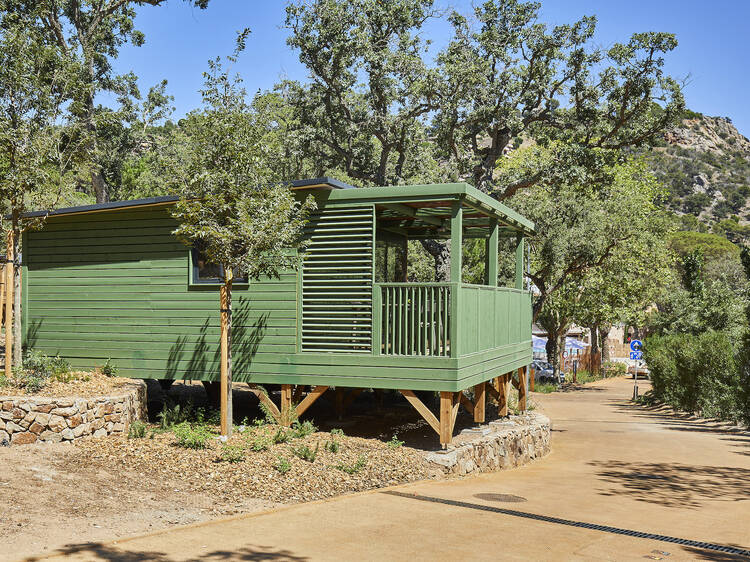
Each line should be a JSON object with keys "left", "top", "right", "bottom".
{"left": 588, "top": 460, "right": 750, "bottom": 509}
{"left": 680, "top": 545, "right": 750, "bottom": 561}
{"left": 30, "top": 542, "right": 309, "bottom": 561}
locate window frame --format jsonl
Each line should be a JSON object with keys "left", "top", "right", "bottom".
{"left": 188, "top": 245, "right": 249, "bottom": 288}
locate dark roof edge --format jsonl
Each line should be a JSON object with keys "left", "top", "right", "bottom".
{"left": 16, "top": 178, "right": 357, "bottom": 220}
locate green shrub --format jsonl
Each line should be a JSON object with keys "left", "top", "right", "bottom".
{"left": 127, "top": 420, "right": 147, "bottom": 439}
{"left": 275, "top": 456, "right": 291, "bottom": 474}
{"left": 291, "top": 442, "right": 319, "bottom": 462}
{"left": 249, "top": 432, "right": 272, "bottom": 451}
{"left": 330, "top": 428, "right": 344, "bottom": 436}
{"left": 336, "top": 454, "right": 367, "bottom": 475}
{"left": 324, "top": 438, "right": 340, "bottom": 453}
{"left": 533, "top": 382, "right": 557, "bottom": 393}
{"left": 272, "top": 428, "right": 290, "bottom": 444}
{"left": 602, "top": 361, "right": 627, "bottom": 378}
{"left": 99, "top": 358, "right": 117, "bottom": 377}
{"left": 644, "top": 331, "right": 741, "bottom": 420}
{"left": 292, "top": 420, "right": 317, "bottom": 439}
{"left": 172, "top": 422, "right": 213, "bottom": 449}
{"left": 220, "top": 444, "right": 245, "bottom": 463}
{"left": 387, "top": 435, "right": 404, "bottom": 449}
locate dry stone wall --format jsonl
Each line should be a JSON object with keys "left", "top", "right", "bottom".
{"left": 0, "top": 380, "right": 146, "bottom": 446}
{"left": 426, "top": 412, "right": 550, "bottom": 476}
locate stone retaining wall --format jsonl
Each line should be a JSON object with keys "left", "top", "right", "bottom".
{"left": 0, "top": 380, "right": 147, "bottom": 446}
{"left": 426, "top": 412, "right": 550, "bottom": 476}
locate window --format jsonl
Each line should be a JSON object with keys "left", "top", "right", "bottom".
{"left": 190, "top": 241, "right": 248, "bottom": 285}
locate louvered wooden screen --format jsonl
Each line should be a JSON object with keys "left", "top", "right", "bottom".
{"left": 301, "top": 205, "right": 374, "bottom": 353}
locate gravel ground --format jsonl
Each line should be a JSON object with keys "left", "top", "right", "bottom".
{"left": 63, "top": 424, "right": 430, "bottom": 505}
{"left": 0, "top": 370, "right": 137, "bottom": 397}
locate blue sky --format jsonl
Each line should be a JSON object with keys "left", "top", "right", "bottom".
{"left": 115, "top": 0, "right": 750, "bottom": 136}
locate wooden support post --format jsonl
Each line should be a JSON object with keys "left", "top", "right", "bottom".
{"left": 458, "top": 391, "right": 474, "bottom": 416}
{"left": 515, "top": 235, "right": 525, "bottom": 290}
{"left": 518, "top": 367, "right": 528, "bottom": 412}
{"left": 473, "top": 383, "right": 486, "bottom": 423}
{"left": 498, "top": 373, "right": 509, "bottom": 417}
{"left": 400, "top": 390, "right": 440, "bottom": 435}
{"left": 281, "top": 384, "right": 293, "bottom": 426}
{"left": 219, "top": 283, "right": 231, "bottom": 437}
{"left": 440, "top": 391, "right": 453, "bottom": 447}
{"left": 4, "top": 230, "right": 14, "bottom": 378}
{"left": 486, "top": 218, "right": 498, "bottom": 287}
{"left": 247, "top": 385, "right": 282, "bottom": 424}
{"left": 294, "top": 385, "right": 328, "bottom": 418}
{"left": 530, "top": 368, "right": 535, "bottom": 392}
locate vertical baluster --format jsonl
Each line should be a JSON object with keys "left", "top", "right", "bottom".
{"left": 436, "top": 286, "right": 442, "bottom": 356}
{"left": 390, "top": 287, "right": 396, "bottom": 354}
{"left": 443, "top": 286, "right": 449, "bottom": 356}
{"left": 422, "top": 287, "right": 427, "bottom": 356}
{"left": 430, "top": 287, "right": 435, "bottom": 355}
{"left": 384, "top": 287, "right": 389, "bottom": 354}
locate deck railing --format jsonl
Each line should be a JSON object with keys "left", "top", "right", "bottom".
{"left": 373, "top": 282, "right": 531, "bottom": 358}
{"left": 375, "top": 283, "right": 451, "bottom": 356}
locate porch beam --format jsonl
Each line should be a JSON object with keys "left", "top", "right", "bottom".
{"left": 380, "top": 203, "right": 446, "bottom": 227}
{"left": 450, "top": 201, "right": 462, "bottom": 284}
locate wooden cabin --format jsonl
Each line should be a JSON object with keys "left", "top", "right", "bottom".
{"left": 20, "top": 179, "right": 534, "bottom": 445}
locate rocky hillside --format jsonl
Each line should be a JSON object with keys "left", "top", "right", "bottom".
{"left": 646, "top": 112, "right": 750, "bottom": 240}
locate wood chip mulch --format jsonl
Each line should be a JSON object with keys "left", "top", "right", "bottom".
{"left": 61, "top": 425, "right": 431, "bottom": 506}
{"left": 0, "top": 371, "right": 140, "bottom": 398}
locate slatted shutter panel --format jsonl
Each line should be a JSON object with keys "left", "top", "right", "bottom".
{"left": 301, "top": 205, "right": 374, "bottom": 353}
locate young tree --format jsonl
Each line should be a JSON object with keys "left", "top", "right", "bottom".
{"left": 0, "top": 12, "right": 87, "bottom": 370}
{"left": 169, "top": 33, "right": 315, "bottom": 436}
{"left": 8, "top": 0, "right": 209, "bottom": 202}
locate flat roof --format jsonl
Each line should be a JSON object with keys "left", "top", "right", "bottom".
{"left": 19, "top": 179, "right": 533, "bottom": 234}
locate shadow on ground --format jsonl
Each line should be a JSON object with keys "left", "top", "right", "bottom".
{"left": 588, "top": 459, "right": 750, "bottom": 509}
{"left": 29, "top": 542, "right": 309, "bottom": 562}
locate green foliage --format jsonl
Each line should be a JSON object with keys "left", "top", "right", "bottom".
{"left": 669, "top": 231, "right": 740, "bottom": 263}
{"left": 272, "top": 428, "right": 290, "bottom": 444}
{"left": 324, "top": 438, "right": 340, "bottom": 453}
{"left": 274, "top": 456, "right": 291, "bottom": 474}
{"left": 602, "top": 362, "right": 627, "bottom": 378}
{"left": 99, "top": 358, "right": 118, "bottom": 377}
{"left": 249, "top": 432, "right": 272, "bottom": 452}
{"left": 330, "top": 428, "right": 344, "bottom": 436}
{"left": 220, "top": 444, "right": 246, "bottom": 463}
{"left": 336, "top": 455, "right": 367, "bottom": 475}
{"left": 127, "top": 420, "right": 148, "bottom": 439}
{"left": 10, "top": 350, "right": 74, "bottom": 392}
{"left": 172, "top": 422, "right": 213, "bottom": 450}
{"left": 387, "top": 435, "right": 404, "bottom": 449}
{"left": 157, "top": 399, "right": 218, "bottom": 429}
{"left": 291, "top": 442, "right": 319, "bottom": 462}
{"left": 291, "top": 420, "right": 317, "bottom": 439}
{"left": 533, "top": 382, "right": 557, "bottom": 394}
{"left": 644, "top": 331, "right": 742, "bottom": 421}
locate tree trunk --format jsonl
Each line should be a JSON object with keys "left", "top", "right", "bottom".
{"left": 91, "top": 169, "right": 109, "bottom": 204}
{"left": 589, "top": 322, "right": 600, "bottom": 373}
{"left": 420, "top": 239, "right": 450, "bottom": 281}
{"left": 599, "top": 324, "right": 612, "bottom": 363}
{"left": 220, "top": 274, "right": 233, "bottom": 437}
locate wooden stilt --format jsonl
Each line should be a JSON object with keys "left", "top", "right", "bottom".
{"left": 451, "top": 392, "right": 460, "bottom": 430}
{"left": 280, "top": 384, "right": 293, "bottom": 426}
{"left": 439, "top": 391, "right": 453, "bottom": 447}
{"left": 530, "top": 368, "right": 535, "bottom": 392}
{"left": 518, "top": 367, "right": 528, "bottom": 412}
{"left": 247, "top": 385, "right": 282, "bottom": 424}
{"left": 473, "top": 383, "right": 486, "bottom": 423}
{"left": 458, "top": 391, "right": 474, "bottom": 416}
{"left": 294, "top": 385, "right": 328, "bottom": 418}
{"left": 399, "top": 390, "right": 440, "bottom": 435}
{"left": 498, "top": 373, "right": 509, "bottom": 417}
{"left": 492, "top": 376, "right": 501, "bottom": 405}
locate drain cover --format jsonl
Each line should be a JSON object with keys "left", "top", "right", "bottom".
{"left": 474, "top": 493, "right": 527, "bottom": 503}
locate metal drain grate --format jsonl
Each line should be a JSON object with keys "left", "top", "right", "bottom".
{"left": 474, "top": 493, "right": 527, "bottom": 503}
{"left": 383, "top": 491, "right": 750, "bottom": 558}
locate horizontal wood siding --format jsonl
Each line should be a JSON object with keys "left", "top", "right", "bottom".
{"left": 24, "top": 207, "right": 297, "bottom": 380}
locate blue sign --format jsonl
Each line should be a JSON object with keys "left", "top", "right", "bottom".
{"left": 630, "top": 351, "right": 643, "bottom": 361}
{"left": 630, "top": 339, "right": 642, "bottom": 352}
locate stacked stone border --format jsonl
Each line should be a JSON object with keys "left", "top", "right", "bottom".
{"left": 426, "top": 412, "right": 550, "bottom": 476}
{"left": 0, "top": 380, "right": 147, "bottom": 446}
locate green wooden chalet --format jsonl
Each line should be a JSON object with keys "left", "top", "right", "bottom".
{"left": 21, "top": 179, "right": 534, "bottom": 445}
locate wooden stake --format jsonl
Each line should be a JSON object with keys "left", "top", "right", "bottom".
{"left": 473, "top": 383, "right": 486, "bottom": 423}
{"left": 498, "top": 373, "right": 509, "bottom": 417}
{"left": 440, "top": 391, "right": 453, "bottom": 447}
{"left": 219, "top": 281, "right": 232, "bottom": 437}
{"left": 280, "top": 384, "right": 293, "bottom": 426}
{"left": 4, "top": 230, "right": 14, "bottom": 379}
{"left": 518, "top": 367, "right": 528, "bottom": 412}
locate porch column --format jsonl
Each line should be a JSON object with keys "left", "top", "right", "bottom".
{"left": 515, "top": 235, "right": 524, "bottom": 290}
{"left": 450, "top": 201, "right": 462, "bottom": 284}
{"left": 485, "top": 218, "right": 498, "bottom": 287}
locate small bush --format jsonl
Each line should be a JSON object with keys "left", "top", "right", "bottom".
{"left": 387, "top": 435, "right": 404, "bottom": 449}
{"left": 220, "top": 444, "right": 245, "bottom": 463}
{"left": 172, "top": 422, "right": 213, "bottom": 449}
{"left": 99, "top": 358, "right": 117, "bottom": 377}
{"left": 292, "top": 442, "right": 319, "bottom": 462}
{"left": 127, "top": 420, "right": 147, "bottom": 439}
{"left": 273, "top": 428, "right": 290, "bottom": 444}
{"left": 292, "top": 420, "right": 317, "bottom": 439}
{"left": 336, "top": 454, "right": 366, "bottom": 474}
{"left": 330, "top": 428, "right": 344, "bottom": 436}
{"left": 249, "top": 432, "right": 272, "bottom": 451}
{"left": 602, "top": 361, "right": 627, "bottom": 378}
{"left": 324, "top": 439, "right": 340, "bottom": 453}
{"left": 533, "top": 382, "right": 557, "bottom": 394}
{"left": 275, "top": 456, "right": 291, "bottom": 474}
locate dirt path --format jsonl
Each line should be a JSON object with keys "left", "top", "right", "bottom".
{"left": 21, "top": 376, "right": 750, "bottom": 561}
